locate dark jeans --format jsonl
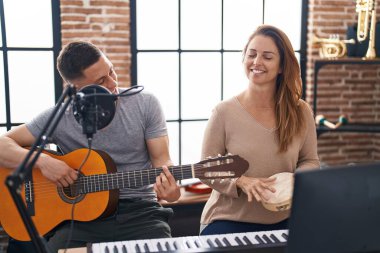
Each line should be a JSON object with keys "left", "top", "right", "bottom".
{"left": 201, "top": 219, "right": 288, "bottom": 235}
{"left": 7, "top": 238, "right": 37, "bottom": 253}
{"left": 7, "top": 198, "right": 172, "bottom": 253}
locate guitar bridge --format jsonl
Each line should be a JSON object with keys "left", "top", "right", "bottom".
{"left": 24, "top": 180, "right": 35, "bottom": 216}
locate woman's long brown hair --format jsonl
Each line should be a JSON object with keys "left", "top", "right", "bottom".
{"left": 243, "top": 25, "right": 304, "bottom": 152}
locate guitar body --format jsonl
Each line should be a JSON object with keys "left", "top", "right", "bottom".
{"left": 0, "top": 148, "right": 118, "bottom": 241}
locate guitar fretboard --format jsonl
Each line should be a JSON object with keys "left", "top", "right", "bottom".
{"left": 73, "top": 165, "right": 194, "bottom": 194}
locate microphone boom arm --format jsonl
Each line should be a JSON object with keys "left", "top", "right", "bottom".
{"left": 5, "top": 85, "right": 77, "bottom": 253}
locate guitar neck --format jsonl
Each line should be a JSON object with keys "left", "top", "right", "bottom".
{"left": 76, "top": 165, "right": 194, "bottom": 194}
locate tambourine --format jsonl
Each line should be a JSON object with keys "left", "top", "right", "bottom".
{"left": 261, "top": 172, "right": 294, "bottom": 212}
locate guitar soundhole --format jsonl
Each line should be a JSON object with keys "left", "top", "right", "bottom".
{"left": 58, "top": 174, "right": 86, "bottom": 204}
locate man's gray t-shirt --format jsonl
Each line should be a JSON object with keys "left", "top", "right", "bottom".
{"left": 26, "top": 89, "right": 168, "bottom": 200}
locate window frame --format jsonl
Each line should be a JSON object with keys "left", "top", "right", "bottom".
{"left": 0, "top": 0, "right": 62, "bottom": 131}
{"left": 130, "top": 0, "right": 309, "bottom": 164}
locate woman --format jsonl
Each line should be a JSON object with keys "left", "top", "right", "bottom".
{"left": 200, "top": 25, "right": 320, "bottom": 235}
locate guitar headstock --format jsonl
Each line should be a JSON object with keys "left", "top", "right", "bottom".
{"left": 194, "top": 154, "right": 249, "bottom": 179}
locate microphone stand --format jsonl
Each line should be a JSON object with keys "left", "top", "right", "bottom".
{"left": 5, "top": 85, "right": 77, "bottom": 253}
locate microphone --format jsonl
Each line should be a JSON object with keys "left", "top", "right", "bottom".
{"left": 73, "top": 85, "right": 117, "bottom": 139}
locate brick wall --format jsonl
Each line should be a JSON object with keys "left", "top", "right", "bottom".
{"left": 306, "top": 0, "right": 380, "bottom": 166}
{"left": 60, "top": 0, "right": 131, "bottom": 87}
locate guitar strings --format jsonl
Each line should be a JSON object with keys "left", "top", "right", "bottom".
{"left": 25, "top": 163, "right": 233, "bottom": 197}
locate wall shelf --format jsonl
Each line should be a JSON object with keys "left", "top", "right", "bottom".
{"left": 313, "top": 58, "right": 380, "bottom": 137}
{"left": 317, "top": 123, "right": 380, "bottom": 137}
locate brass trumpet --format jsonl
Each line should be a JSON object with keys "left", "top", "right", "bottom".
{"left": 355, "top": 0, "right": 377, "bottom": 59}
{"left": 312, "top": 34, "right": 355, "bottom": 58}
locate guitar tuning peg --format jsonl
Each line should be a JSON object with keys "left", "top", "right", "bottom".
{"left": 211, "top": 179, "right": 215, "bottom": 184}
{"left": 220, "top": 179, "right": 225, "bottom": 183}
{"left": 218, "top": 154, "right": 222, "bottom": 157}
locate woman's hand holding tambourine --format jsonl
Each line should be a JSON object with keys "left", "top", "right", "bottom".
{"left": 236, "top": 175, "right": 277, "bottom": 202}
{"left": 236, "top": 172, "right": 294, "bottom": 211}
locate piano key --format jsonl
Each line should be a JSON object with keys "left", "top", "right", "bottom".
{"left": 156, "top": 240, "right": 163, "bottom": 251}
{"left": 262, "top": 233, "right": 274, "bottom": 244}
{"left": 206, "top": 238, "right": 217, "bottom": 248}
{"left": 185, "top": 240, "right": 192, "bottom": 249}
{"left": 222, "top": 237, "right": 232, "bottom": 246}
{"left": 244, "top": 233, "right": 262, "bottom": 244}
{"left": 134, "top": 243, "right": 141, "bottom": 253}
{"left": 197, "top": 235, "right": 212, "bottom": 248}
{"left": 207, "top": 234, "right": 228, "bottom": 247}
{"left": 143, "top": 241, "right": 153, "bottom": 252}
{"left": 235, "top": 236, "right": 245, "bottom": 246}
{"left": 255, "top": 234, "right": 266, "bottom": 244}
{"left": 125, "top": 240, "right": 138, "bottom": 253}
{"left": 223, "top": 233, "right": 241, "bottom": 246}
{"left": 153, "top": 238, "right": 168, "bottom": 251}
{"left": 143, "top": 242, "right": 150, "bottom": 252}
{"left": 193, "top": 237, "right": 202, "bottom": 248}
{"left": 99, "top": 242, "right": 110, "bottom": 253}
{"left": 167, "top": 237, "right": 187, "bottom": 251}
{"left": 165, "top": 241, "right": 172, "bottom": 251}
{"left": 214, "top": 238, "right": 224, "bottom": 247}
{"left": 242, "top": 235, "right": 253, "bottom": 245}
{"left": 259, "top": 231, "right": 275, "bottom": 244}
{"left": 271, "top": 230, "right": 288, "bottom": 243}
{"left": 173, "top": 240, "right": 180, "bottom": 250}
{"left": 183, "top": 236, "right": 199, "bottom": 249}
{"left": 235, "top": 232, "right": 259, "bottom": 245}
{"left": 91, "top": 242, "right": 101, "bottom": 253}
{"left": 146, "top": 238, "right": 160, "bottom": 252}
{"left": 270, "top": 233, "right": 281, "bottom": 243}
{"left": 114, "top": 242, "right": 125, "bottom": 253}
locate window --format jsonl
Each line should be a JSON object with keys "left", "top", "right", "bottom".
{"left": 131, "top": 0, "right": 307, "bottom": 165}
{"left": 0, "top": 0, "right": 62, "bottom": 133}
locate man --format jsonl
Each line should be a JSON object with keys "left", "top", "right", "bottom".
{"left": 0, "top": 41, "right": 180, "bottom": 252}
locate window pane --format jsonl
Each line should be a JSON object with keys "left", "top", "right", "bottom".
{"left": 181, "top": 121, "right": 207, "bottom": 165}
{"left": 137, "top": 0, "right": 178, "bottom": 50}
{"left": 137, "top": 52, "right": 179, "bottom": 120}
{"left": 223, "top": 52, "right": 247, "bottom": 100}
{"left": 264, "top": 0, "right": 302, "bottom": 50}
{"left": 4, "top": 0, "right": 53, "bottom": 47}
{"left": 0, "top": 53, "right": 5, "bottom": 122}
{"left": 0, "top": 127, "right": 6, "bottom": 134}
{"left": 167, "top": 122, "right": 179, "bottom": 165}
{"left": 295, "top": 52, "right": 300, "bottom": 64}
{"left": 181, "top": 53, "right": 221, "bottom": 119}
{"left": 224, "top": 0, "right": 263, "bottom": 50}
{"left": 181, "top": 0, "right": 221, "bottom": 49}
{"left": 8, "top": 51, "right": 55, "bottom": 122}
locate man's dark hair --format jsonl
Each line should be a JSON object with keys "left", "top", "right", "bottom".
{"left": 57, "top": 41, "right": 102, "bottom": 81}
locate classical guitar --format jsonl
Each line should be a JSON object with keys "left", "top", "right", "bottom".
{"left": 0, "top": 148, "right": 248, "bottom": 241}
